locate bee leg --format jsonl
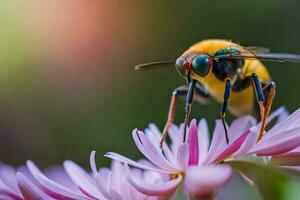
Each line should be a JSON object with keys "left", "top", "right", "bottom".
{"left": 221, "top": 79, "right": 231, "bottom": 144}
{"left": 183, "top": 79, "right": 196, "bottom": 143}
{"left": 251, "top": 73, "right": 267, "bottom": 142}
{"left": 160, "top": 85, "right": 188, "bottom": 148}
{"left": 257, "top": 81, "right": 276, "bottom": 141}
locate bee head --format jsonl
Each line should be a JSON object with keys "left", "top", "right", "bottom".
{"left": 175, "top": 54, "right": 213, "bottom": 78}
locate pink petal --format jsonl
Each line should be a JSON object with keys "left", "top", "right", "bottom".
{"left": 168, "top": 124, "right": 180, "bottom": 145}
{"left": 212, "top": 130, "right": 251, "bottom": 163}
{"left": 63, "top": 160, "right": 103, "bottom": 199}
{"left": 90, "top": 151, "right": 122, "bottom": 200}
{"left": 234, "top": 107, "right": 289, "bottom": 158}
{"left": 16, "top": 172, "right": 53, "bottom": 200}
{"left": 207, "top": 116, "right": 255, "bottom": 163}
{"left": 93, "top": 174, "right": 117, "bottom": 200}
{"left": 204, "top": 120, "right": 227, "bottom": 164}
{"left": 124, "top": 164, "right": 181, "bottom": 196}
{"left": 227, "top": 116, "right": 256, "bottom": 141}
{"left": 249, "top": 127, "right": 300, "bottom": 155}
{"left": 176, "top": 144, "right": 189, "bottom": 170}
{"left": 0, "top": 163, "right": 19, "bottom": 193}
{"left": 184, "top": 165, "right": 232, "bottom": 198}
{"left": 234, "top": 127, "right": 259, "bottom": 158}
{"left": 132, "top": 130, "right": 179, "bottom": 172}
{"left": 104, "top": 152, "right": 169, "bottom": 174}
{"left": 286, "top": 146, "right": 300, "bottom": 153}
{"left": 263, "top": 108, "right": 300, "bottom": 140}
{"left": 188, "top": 119, "right": 199, "bottom": 166}
{"left": 146, "top": 124, "right": 177, "bottom": 167}
{"left": 0, "top": 178, "right": 23, "bottom": 200}
{"left": 26, "top": 161, "right": 91, "bottom": 200}
{"left": 198, "top": 119, "right": 210, "bottom": 165}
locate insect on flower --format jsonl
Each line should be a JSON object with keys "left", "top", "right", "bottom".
{"left": 135, "top": 39, "right": 300, "bottom": 147}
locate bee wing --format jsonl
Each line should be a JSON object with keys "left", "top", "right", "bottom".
{"left": 134, "top": 61, "right": 175, "bottom": 71}
{"left": 232, "top": 53, "right": 300, "bottom": 63}
{"left": 215, "top": 52, "right": 300, "bottom": 63}
{"left": 245, "top": 46, "right": 270, "bottom": 54}
{"left": 251, "top": 53, "right": 300, "bottom": 63}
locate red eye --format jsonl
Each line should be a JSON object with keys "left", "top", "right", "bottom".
{"left": 208, "top": 57, "right": 213, "bottom": 73}
{"left": 183, "top": 60, "right": 192, "bottom": 71}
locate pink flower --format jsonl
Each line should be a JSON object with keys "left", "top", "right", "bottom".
{"left": 105, "top": 119, "right": 235, "bottom": 198}
{"left": 0, "top": 154, "right": 164, "bottom": 199}
{"left": 105, "top": 107, "right": 300, "bottom": 198}
{"left": 89, "top": 151, "right": 162, "bottom": 200}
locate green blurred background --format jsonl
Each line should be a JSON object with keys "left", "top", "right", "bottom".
{"left": 0, "top": 0, "right": 300, "bottom": 169}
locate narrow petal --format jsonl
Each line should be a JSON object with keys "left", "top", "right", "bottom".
{"left": 0, "top": 178, "right": 23, "bottom": 200}
{"left": 93, "top": 174, "right": 114, "bottom": 200}
{"left": 125, "top": 164, "right": 181, "bottom": 196}
{"left": 228, "top": 116, "right": 256, "bottom": 141}
{"left": 0, "top": 163, "right": 19, "bottom": 192}
{"left": 64, "top": 160, "right": 104, "bottom": 199}
{"left": 263, "top": 108, "right": 300, "bottom": 139}
{"left": 188, "top": 119, "right": 199, "bottom": 166}
{"left": 184, "top": 165, "right": 232, "bottom": 198}
{"left": 89, "top": 151, "right": 98, "bottom": 176}
{"left": 176, "top": 144, "right": 189, "bottom": 170}
{"left": 132, "top": 130, "right": 179, "bottom": 172}
{"left": 146, "top": 124, "right": 177, "bottom": 166}
{"left": 16, "top": 172, "right": 53, "bottom": 200}
{"left": 104, "top": 152, "right": 169, "bottom": 174}
{"left": 168, "top": 124, "right": 180, "bottom": 145}
{"left": 198, "top": 119, "right": 210, "bottom": 165}
{"left": 26, "top": 160, "right": 91, "bottom": 200}
{"left": 212, "top": 130, "right": 251, "bottom": 163}
{"left": 204, "top": 120, "right": 227, "bottom": 164}
{"left": 249, "top": 127, "right": 300, "bottom": 155}
{"left": 234, "top": 127, "right": 258, "bottom": 158}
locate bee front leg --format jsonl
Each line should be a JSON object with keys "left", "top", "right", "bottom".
{"left": 258, "top": 81, "right": 276, "bottom": 141}
{"left": 251, "top": 73, "right": 275, "bottom": 142}
{"left": 160, "top": 85, "right": 188, "bottom": 148}
{"left": 221, "top": 79, "right": 231, "bottom": 144}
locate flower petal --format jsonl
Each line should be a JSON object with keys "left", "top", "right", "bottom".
{"left": 132, "top": 130, "right": 179, "bottom": 172}
{"left": 93, "top": 174, "right": 115, "bottom": 200}
{"left": 146, "top": 124, "right": 177, "bottom": 167}
{"left": 176, "top": 144, "right": 189, "bottom": 170}
{"left": 198, "top": 119, "right": 210, "bottom": 165}
{"left": 263, "top": 108, "right": 300, "bottom": 140}
{"left": 0, "top": 178, "right": 23, "bottom": 200}
{"left": 188, "top": 119, "right": 199, "bottom": 166}
{"left": 16, "top": 172, "right": 53, "bottom": 200}
{"left": 212, "top": 130, "right": 251, "bottom": 163}
{"left": 104, "top": 152, "right": 169, "bottom": 174}
{"left": 249, "top": 127, "right": 300, "bottom": 155}
{"left": 228, "top": 115, "right": 256, "bottom": 141}
{"left": 204, "top": 120, "right": 227, "bottom": 164}
{"left": 64, "top": 160, "right": 104, "bottom": 199}
{"left": 124, "top": 164, "right": 181, "bottom": 196}
{"left": 184, "top": 165, "right": 232, "bottom": 198}
{"left": 234, "top": 126, "right": 258, "bottom": 158}
{"left": 26, "top": 160, "right": 91, "bottom": 200}
{"left": 0, "top": 163, "right": 19, "bottom": 193}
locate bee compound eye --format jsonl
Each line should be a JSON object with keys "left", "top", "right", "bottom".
{"left": 192, "top": 55, "right": 211, "bottom": 77}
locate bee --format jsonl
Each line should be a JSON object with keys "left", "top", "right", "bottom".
{"left": 135, "top": 39, "right": 300, "bottom": 147}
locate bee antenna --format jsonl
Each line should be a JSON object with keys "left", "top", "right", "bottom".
{"left": 134, "top": 61, "right": 175, "bottom": 71}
